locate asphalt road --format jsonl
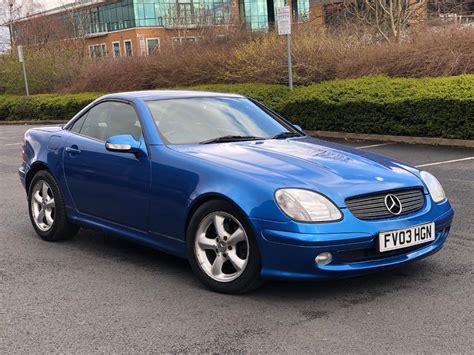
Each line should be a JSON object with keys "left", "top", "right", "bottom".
{"left": 1, "top": 125, "right": 473, "bottom": 353}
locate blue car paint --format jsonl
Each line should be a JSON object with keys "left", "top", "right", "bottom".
{"left": 19, "top": 91, "right": 454, "bottom": 281}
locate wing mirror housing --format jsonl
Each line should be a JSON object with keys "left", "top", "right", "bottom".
{"left": 293, "top": 124, "right": 303, "bottom": 132}
{"left": 105, "top": 135, "right": 141, "bottom": 153}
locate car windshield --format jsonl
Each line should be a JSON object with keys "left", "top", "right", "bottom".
{"left": 146, "top": 97, "right": 299, "bottom": 145}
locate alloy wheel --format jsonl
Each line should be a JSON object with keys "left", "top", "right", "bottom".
{"left": 31, "top": 180, "right": 55, "bottom": 232}
{"left": 194, "top": 212, "right": 249, "bottom": 282}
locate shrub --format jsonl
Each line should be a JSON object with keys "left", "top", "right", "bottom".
{"left": 1, "top": 26, "right": 472, "bottom": 95}
{"left": 0, "top": 93, "right": 101, "bottom": 121}
{"left": 282, "top": 76, "right": 474, "bottom": 139}
{"left": 0, "top": 76, "right": 472, "bottom": 140}
{"left": 0, "top": 47, "right": 84, "bottom": 94}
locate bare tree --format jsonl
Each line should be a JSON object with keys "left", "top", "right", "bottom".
{"left": 10, "top": 15, "right": 67, "bottom": 48}
{"left": 338, "top": 0, "right": 427, "bottom": 42}
{"left": 58, "top": 0, "right": 97, "bottom": 61}
{"left": 0, "top": 0, "right": 43, "bottom": 46}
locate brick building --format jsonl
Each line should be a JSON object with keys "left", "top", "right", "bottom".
{"left": 10, "top": 0, "right": 432, "bottom": 58}
{"left": 10, "top": 0, "right": 330, "bottom": 57}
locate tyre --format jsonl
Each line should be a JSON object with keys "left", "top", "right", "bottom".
{"left": 28, "top": 170, "right": 79, "bottom": 242}
{"left": 187, "top": 199, "right": 262, "bottom": 294}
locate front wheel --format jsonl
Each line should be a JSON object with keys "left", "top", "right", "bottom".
{"left": 28, "top": 170, "right": 79, "bottom": 242}
{"left": 187, "top": 200, "right": 262, "bottom": 294}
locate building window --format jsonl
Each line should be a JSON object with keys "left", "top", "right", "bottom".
{"left": 124, "top": 40, "right": 133, "bottom": 56}
{"left": 89, "top": 43, "right": 107, "bottom": 58}
{"left": 171, "top": 36, "right": 199, "bottom": 46}
{"left": 112, "top": 41, "right": 121, "bottom": 58}
{"left": 146, "top": 38, "right": 160, "bottom": 55}
{"left": 240, "top": 0, "right": 269, "bottom": 30}
{"left": 292, "top": 0, "right": 310, "bottom": 22}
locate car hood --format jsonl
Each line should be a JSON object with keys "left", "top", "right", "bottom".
{"left": 169, "top": 137, "right": 424, "bottom": 207}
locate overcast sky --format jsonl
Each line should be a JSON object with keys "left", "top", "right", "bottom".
{"left": 41, "top": 0, "right": 73, "bottom": 11}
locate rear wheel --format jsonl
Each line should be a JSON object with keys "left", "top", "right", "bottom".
{"left": 187, "top": 200, "right": 262, "bottom": 294}
{"left": 28, "top": 170, "right": 79, "bottom": 241}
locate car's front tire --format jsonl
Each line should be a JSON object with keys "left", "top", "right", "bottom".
{"left": 187, "top": 200, "right": 262, "bottom": 294}
{"left": 28, "top": 170, "right": 79, "bottom": 242}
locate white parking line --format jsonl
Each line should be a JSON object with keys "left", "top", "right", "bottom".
{"left": 416, "top": 157, "right": 474, "bottom": 168}
{"left": 357, "top": 143, "right": 395, "bottom": 149}
{"left": 4, "top": 142, "right": 22, "bottom": 146}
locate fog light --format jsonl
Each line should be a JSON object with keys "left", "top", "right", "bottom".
{"left": 315, "top": 252, "right": 332, "bottom": 266}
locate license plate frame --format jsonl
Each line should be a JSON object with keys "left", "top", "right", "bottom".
{"left": 378, "top": 222, "right": 435, "bottom": 252}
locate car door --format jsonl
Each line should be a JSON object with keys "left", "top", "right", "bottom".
{"left": 63, "top": 100, "right": 150, "bottom": 231}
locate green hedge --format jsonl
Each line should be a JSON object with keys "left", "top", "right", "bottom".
{"left": 1, "top": 76, "right": 473, "bottom": 139}
{"left": 0, "top": 93, "right": 101, "bottom": 121}
{"left": 281, "top": 76, "right": 474, "bottom": 140}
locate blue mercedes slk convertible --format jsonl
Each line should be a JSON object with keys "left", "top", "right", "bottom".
{"left": 19, "top": 91, "right": 454, "bottom": 293}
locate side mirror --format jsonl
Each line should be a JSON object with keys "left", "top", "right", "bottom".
{"left": 105, "top": 135, "right": 140, "bottom": 153}
{"left": 293, "top": 124, "right": 303, "bottom": 132}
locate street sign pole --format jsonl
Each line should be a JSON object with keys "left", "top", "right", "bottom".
{"left": 18, "top": 45, "right": 29, "bottom": 96}
{"left": 277, "top": 5, "right": 293, "bottom": 91}
{"left": 286, "top": 33, "right": 293, "bottom": 91}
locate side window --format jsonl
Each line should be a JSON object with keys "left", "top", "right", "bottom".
{"left": 78, "top": 101, "right": 142, "bottom": 142}
{"left": 69, "top": 113, "right": 88, "bottom": 133}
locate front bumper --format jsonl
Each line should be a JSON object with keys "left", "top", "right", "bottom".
{"left": 251, "top": 198, "right": 454, "bottom": 280}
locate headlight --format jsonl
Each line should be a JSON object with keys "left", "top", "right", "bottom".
{"left": 275, "top": 188, "right": 342, "bottom": 222}
{"left": 420, "top": 171, "right": 446, "bottom": 203}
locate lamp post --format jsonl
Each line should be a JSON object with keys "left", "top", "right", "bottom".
{"left": 8, "top": 2, "right": 14, "bottom": 47}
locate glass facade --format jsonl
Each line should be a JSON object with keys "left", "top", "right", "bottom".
{"left": 239, "top": 0, "right": 310, "bottom": 31}
{"left": 239, "top": 0, "right": 268, "bottom": 30}
{"left": 293, "top": 0, "right": 310, "bottom": 22}
{"left": 155, "top": 0, "right": 233, "bottom": 27}
{"left": 79, "top": 0, "right": 234, "bottom": 34}
{"left": 134, "top": 0, "right": 163, "bottom": 27}
{"left": 56, "top": 0, "right": 311, "bottom": 37}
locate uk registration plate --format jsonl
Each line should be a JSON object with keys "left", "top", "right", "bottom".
{"left": 379, "top": 222, "right": 435, "bottom": 252}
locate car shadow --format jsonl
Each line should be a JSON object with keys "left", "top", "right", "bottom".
{"left": 71, "top": 228, "right": 192, "bottom": 274}
{"left": 251, "top": 262, "right": 430, "bottom": 302}
{"left": 70, "top": 228, "right": 433, "bottom": 302}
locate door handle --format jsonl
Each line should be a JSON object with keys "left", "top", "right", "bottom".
{"left": 65, "top": 146, "right": 81, "bottom": 154}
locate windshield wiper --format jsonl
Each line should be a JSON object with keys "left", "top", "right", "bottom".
{"left": 271, "top": 132, "right": 301, "bottom": 140}
{"left": 200, "top": 135, "right": 266, "bottom": 144}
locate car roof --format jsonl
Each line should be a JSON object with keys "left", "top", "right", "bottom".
{"left": 100, "top": 90, "right": 245, "bottom": 101}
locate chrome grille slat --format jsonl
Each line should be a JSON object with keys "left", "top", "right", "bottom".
{"left": 395, "top": 191, "right": 421, "bottom": 196}
{"left": 350, "top": 207, "right": 390, "bottom": 213}
{"left": 346, "top": 200, "right": 386, "bottom": 207}
{"left": 346, "top": 189, "right": 425, "bottom": 220}
{"left": 400, "top": 196, "right": 424, "bottom": 203}
{"left": 403, "top": 201, "right": 424, "bottom": 208}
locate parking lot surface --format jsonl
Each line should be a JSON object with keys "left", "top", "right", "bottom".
{"left": 1, "top": 125, "right": 473, "bottom": 353}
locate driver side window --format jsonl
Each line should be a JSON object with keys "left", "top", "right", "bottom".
{"left": 72, "top": 101, "right": 142, "bottom": 142}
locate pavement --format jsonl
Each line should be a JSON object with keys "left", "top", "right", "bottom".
{"left": 1, "top": 125, "right": 473, "bottom": 353}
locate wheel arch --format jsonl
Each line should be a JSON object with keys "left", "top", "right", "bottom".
{"left": 184, "top": 193, "right": 250, "bottom": 240}
{"left": 25, "top": 162, "right": 52, "bottom": 194}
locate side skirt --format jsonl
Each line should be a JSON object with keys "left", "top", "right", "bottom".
{"left": 66, "top": 207, "right": 187, "bottom": 258}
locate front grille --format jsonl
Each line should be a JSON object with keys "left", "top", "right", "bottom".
{"left": 346, "top": 188, "right": 425, "bottom": 220}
